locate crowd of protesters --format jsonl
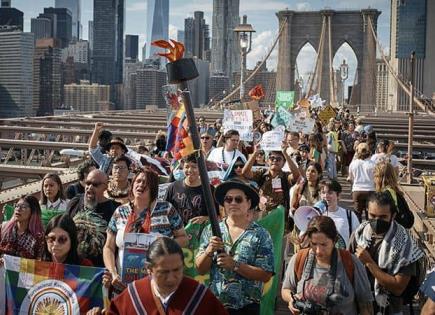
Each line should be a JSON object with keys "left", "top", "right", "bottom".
{"left": 0, "top": 105, "right": 433, "bottom": 315}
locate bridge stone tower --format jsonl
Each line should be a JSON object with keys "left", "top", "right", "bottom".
{"left": 276, "top": 9, "right": 380, "bottom": 111}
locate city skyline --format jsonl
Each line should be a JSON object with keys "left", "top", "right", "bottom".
{"left": 14, "top": 0, "right": 391, "bottom": 71}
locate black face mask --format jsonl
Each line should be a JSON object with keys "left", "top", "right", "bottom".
{"left": 369, "top": 218, "right": 391, "bottom": 234}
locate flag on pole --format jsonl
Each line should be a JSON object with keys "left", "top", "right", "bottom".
{"left": 258, "top": 206, "right": 285, "bottom": 315}
{"left": 166, "top": 104, "right": 185, "bottom": 153}
{"left": 2, "top": 255, "right": 107, "bottom": 315}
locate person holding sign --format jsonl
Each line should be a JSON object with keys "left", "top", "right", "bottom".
{"left": 242, "top": 143, "right": 300, "bottom": 220}
{"left": 207, "top": 130, "right": 246, "bottom": 168}
{"left": 103, "top": 169, "right": 188, "bottom": 291}
{"left": 195, "top": 179, "right": 274, "bottom": 315}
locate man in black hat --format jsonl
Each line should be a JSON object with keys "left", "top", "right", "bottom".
{"left": 195, "top": 179, "right": 274, "bottom": 314}
{"left": 88, "top": 122, "right": 128, "bottom": 174}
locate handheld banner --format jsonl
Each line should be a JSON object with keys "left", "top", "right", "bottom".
{"left": 260, "top": 129, "right": 285, "bottom": 151}
{"left": 223, "top": 109, "right": 254, "bottom": 141}
{"left": 275, "top": 91, "right": 295, "bottom": 109}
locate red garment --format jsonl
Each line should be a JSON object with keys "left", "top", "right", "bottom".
{"left": 107, "top": 276, "right": 228, "bottom": 315}
{"left": 80, "top": 258, "right": 93, "bottom": 266}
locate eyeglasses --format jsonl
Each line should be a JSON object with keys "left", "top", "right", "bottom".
{"left": 45, "top": 235, "right": 69, "bottom": 245}
{"left": 234, "top": 164, "right": 244, "bottom": 169}
{"left": 113, "top": 165, "right": 128, "bottom": 171}
{"left": 14, "top": 203, "right": 30, "bottom": 210}
{"left": 223, "top": 195, "right": 245, "bottom": 204}
{"left": 85, "top": 181, "right": 105, "bottom": 187}
{"left": 269, "top": 156, "right": 283, "bottom": 162}
{"left": 201, "top": 136, "right": 211, "bottom": 140}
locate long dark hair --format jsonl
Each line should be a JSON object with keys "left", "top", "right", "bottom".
{"left": 130, "top": 169, "right": 159, "bottom": 202}
{"left": 147, "top": 237, "right": 184, "bottom": 267}
{"left": 305, "top": 216, "right": 338, "bottom": 242}
{"left": 42, "top": 214, "right": 81, "bottom": 265}
{"left": 41, "top": 173, "right": 65, "bottom": 205}
{"left": 300, "top": 161, "right": 322, "bottom": 199}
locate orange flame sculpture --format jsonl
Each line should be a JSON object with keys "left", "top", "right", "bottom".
{"left": 248, "top": 84, "right": 265, "bottom": 100}
{"left": 151, "top": 39, "right": 185, "bottom": 62}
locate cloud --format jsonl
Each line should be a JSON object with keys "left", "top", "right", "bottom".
{"left": 240, "top": 0, "right": 288, "bottom": 12}
{"left": 126, "top": 2, "right": 147, "bottom": 12}
{"left": 296, "top": 2, "right": 312, "bottom": 11}
{"left": 169, "top": 24, "right": 178, "bottom": 41}
{"left": 247, "top": 30, "right": 278, "bottom": 70}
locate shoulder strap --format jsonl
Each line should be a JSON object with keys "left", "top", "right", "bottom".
{"left": 295, "top": 248, "right": 310, "bottom": 282}
{"left": 339, "top": 249, "right": 354, "bottom": 284}
{"left": 346, "top": 209, "right": 352, "bottom": 239}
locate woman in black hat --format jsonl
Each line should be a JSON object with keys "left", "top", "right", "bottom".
{"left": 195, "top": 179, "right": 274, "bottom": 315}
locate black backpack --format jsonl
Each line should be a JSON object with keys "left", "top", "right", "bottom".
{"left": 395, "top": 192, "right": 414, "bottom": 229}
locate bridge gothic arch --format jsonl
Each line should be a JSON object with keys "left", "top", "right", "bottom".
{"left": 276, "top": 9, "right": 380, "bottom": 109}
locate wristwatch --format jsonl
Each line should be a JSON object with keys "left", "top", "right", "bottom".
{"left": 233, "top": 260, "right": 241, "bottom": 272}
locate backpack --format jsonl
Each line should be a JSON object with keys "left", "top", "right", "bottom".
{"left": 400, "top": 250, "right": 428, "bottom": 312}
{"left": 294, "top": 248, "right": 354, "bottom": 284}
{"left": 385, "top": 188, "right": 414, "bottom": 229}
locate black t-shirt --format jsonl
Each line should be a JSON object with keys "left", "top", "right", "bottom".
{"left": 67, "top": 195, "right": 120, "bottom": 224}
{"left": 164, "top": 180, "right": 217, "bottom": 225}
{"left": 66, "top": 182, "right": 85, "bottom": 200}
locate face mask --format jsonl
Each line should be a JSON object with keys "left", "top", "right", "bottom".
{"left": 369, "top": 218, "right": 391, "bottom": 234}
{"left": 173, "top": 169, "right": 185, "bottom": 181}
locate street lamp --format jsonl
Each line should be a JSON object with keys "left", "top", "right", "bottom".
{"left": 234, "top": 15, "right": 255, "bottom": 102}
{"left": 339, "top": 59, "right": 349, "bottom": 106}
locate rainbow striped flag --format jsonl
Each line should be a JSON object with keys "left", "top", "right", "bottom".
{"left": 2, "top": 255, "right": 107, "bottom": 315}
{"left": 166, "top": 104, "right": 186, "bottom": 153}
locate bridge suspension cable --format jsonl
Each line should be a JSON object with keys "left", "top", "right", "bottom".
{"left": 306, "top": 15, "right": 327, "bottom": 98}
{"left": 367, "top": 17, "right": 435, "bottom": 117}
{"left": 215, "top": 16, "right": 289, "bottom": 106}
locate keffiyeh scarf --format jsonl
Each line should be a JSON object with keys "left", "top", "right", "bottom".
{"left": 354, "top": 220, "right": 424, "bottom": 307}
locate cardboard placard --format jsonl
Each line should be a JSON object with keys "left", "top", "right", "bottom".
{"left": 260, "top": 129, "right": 285, "bottom": 151}
{"left": 275, "top": 91, "right": 295, "bottom": 109}
{"left": 318, "top": 105, "right": 336, "bottom": 125}
{"left": 223, "top": 109, "right": 253, "bottom": 141}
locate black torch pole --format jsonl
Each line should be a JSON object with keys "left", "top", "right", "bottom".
{"left": 179, "top": 81, "right": 222, "bottom": 238}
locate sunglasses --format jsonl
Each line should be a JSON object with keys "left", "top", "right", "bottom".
{"left": 85, "top": 181, "right": 105, "bottom": 187}
{"left": 201, "top": 136, "right": 211, "bottom": 140}
{"left": 223, "top": 195, "right": 245, "bottom": 204}
{"left": 46, "top": 235, "right": 69, "bottom": 245}
{"left": 269, "top": 156, "right": 283, "bottom": 162}
{"left": 234, "top": 164, "right": 244, "bottom": 169}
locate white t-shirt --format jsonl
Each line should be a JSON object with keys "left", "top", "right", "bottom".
{"left": 326, "top": 206, "right": 360, "bottom": 248}
{"left": 349, "top": 158, "right": 375, "bottom": 191}
{"left": 207, "top": 147, "right": 245, "bottom": 165}
{"left": 371, "top": 153, "right": 399, "bottom": 167}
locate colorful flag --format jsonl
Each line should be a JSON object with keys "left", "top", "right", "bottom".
{"left": 166, "top": 103, "right": 185, "bottom": 153}
{"left": 258, "top": 206, "right": 285, "bottom": 315}
{"left": 3, "top": 255, "right": 107, "bottom": 315}
{"left": 172, "top": 111, "right": 194, "bottom": 160}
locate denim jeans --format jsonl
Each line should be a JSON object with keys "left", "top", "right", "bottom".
{"left": 327, "top": 152, "right": 337, "bottom": 179}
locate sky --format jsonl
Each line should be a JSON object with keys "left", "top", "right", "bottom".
{"left": 14, "top": 0, "right": 391, "bottom": 88}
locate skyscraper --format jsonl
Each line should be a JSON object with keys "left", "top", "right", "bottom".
{"left": 42, "top": 7, "right": 72, "bottom": 48}
{"left": 388, "top": 0, "right": 431, "bottom": 111}
{"left": 92, "top": 0, "right": 124, "bottom": 91}
{"left": 125, "top": 34, "right": 139, "bottom": 61}
{"left": 0, "top": 0, "right": 23, "bottom": 30}
{"left": 88, "top": 20, "right": 93, "bottom": 51}
{"left": 33, "top": 38, "right": 62, "bottom": 116}
{"left": 55, "top": 0, "right": 81, "bottom": 40}
{"left": 31, "top": 17, "right": 52, "bottom": 40}
{"left": 0, "top": 31, "right": 34, "bottom": 118}
{"left": 177, "top": 30, "right": 185, "bottom": 43}
{"left": 145, "top": 0, "right": 169, "bottom": 62}
{"left": 211, "top": 0, "right": 240, "bottom": 81}
{"left": 136, "top": 66, "right": 167, "bottom": 108}
{"left": 184, "top": 11, "right": 210, "bottom": 59}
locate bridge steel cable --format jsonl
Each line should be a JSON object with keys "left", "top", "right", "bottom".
{"left": 328, "top": 15, "right": 336, "bottom": 104}
{"left": 306, "top": 15, "right": 327, "bottom": 98}
{"left": 217, "top": 16, "right": 289, "bottom": 106}
{"left": 367, "top": 17, "right": 435, "bottom": 117}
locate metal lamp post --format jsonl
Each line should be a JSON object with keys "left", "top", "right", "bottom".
{"left": 234, "top": 15, "right": 255, "bottom": 102}
{"left": 339, "top": 59, "right": 349, "bottom": 107}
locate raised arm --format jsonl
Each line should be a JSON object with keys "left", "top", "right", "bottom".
{"left": 242, "top": 144, "right": 260, "bottom": 179}
{"left": 89, "top": 122, "right": 104, "bottom": 150}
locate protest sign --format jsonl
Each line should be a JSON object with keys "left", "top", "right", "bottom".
{"left": 3, "top": 255, "right": 107, "bottom": 314}
{"left": 275, "top": 91, "right": 295, "bottom": 109}
{"left": 318, "top": 104, "right": 336, "bottom": 125}
{"left": 285, "top": 110, "right": 315, "bottom": 134}
{"left": 260, "top": 129, "right": 285, "bottom": 151}
{"left": 223, "top": 109, "right": 253, "bottom": 141}
{"left": 270, "top": 106, "right": 293, "bottom": 129}
{"left": 244, "top": 100, "right": 262, "bottom": 122}
{"left": 121, "top": 233, "right": 160, "bottom": 284}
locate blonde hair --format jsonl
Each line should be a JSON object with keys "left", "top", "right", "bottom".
{"left": 356, "top": 143, "right": 370, "bottom": 160}
{"left": 374, "top": 162, "right": 401, "bottom": 192}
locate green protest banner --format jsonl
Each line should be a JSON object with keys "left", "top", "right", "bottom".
{"left": 258, "top": 206, "right": 285, "bottom": 315}
{"left": 182, "top": 221, "right": 210, "bottom": 285}
{"left": 275, "top": 91, "right": 295, "bottom": 109}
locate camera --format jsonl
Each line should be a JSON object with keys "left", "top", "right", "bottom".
{"left": 293, "top": 299, "right": 325, "bottom": 314}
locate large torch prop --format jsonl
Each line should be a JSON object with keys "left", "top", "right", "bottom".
{"left": 152, "top": 39, "right": 222, "bottom": 238}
